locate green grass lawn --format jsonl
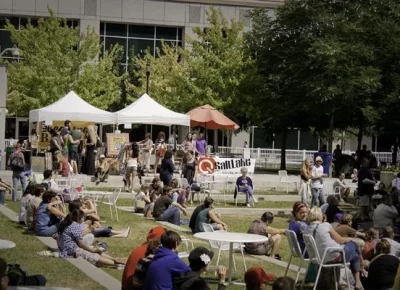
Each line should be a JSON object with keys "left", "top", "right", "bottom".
{"left": 4, "top": 198, "right": 303, "bottom": 290}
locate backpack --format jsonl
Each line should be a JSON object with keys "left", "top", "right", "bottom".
{"left": 10, "top": 153, "right": 25, "bottom": 171}
{"left": 7, "top": 264, "right": 27, "bottom": 286}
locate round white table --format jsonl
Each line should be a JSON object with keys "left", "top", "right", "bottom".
{"left": 0, "top": 239, "right": 16, "bottom": 250}
{"left": 194, "top": 232, "right": 268, "bottom": 283}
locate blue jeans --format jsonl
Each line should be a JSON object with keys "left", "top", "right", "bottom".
{"left": 12, "top": 171, "right": 27, "bottom": 202}
{"left": 0, "top": 190, "right": 5, "bottom": 205}
{"left": 238, "top": 186, "right": 254, "bottom": 203}
{"left": 36, "top": 225, "right": 58, "bottom": 237}
{"left": 311, "top": 188, "right": 325, "bottom": 207}
{"left": 157, "top": 207, "right": 180, "bottom": 225}
{"left": 92, "top": 227, "right": 113, "bottom": 237}
{"left": 343, "top": 241, "right": 361, "bottom": 272}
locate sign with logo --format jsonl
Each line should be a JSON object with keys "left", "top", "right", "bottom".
{"left": 38, "top": 121, "right": 94, "bottom": 150}
{"left": 198, "top": 157, "right": 256, "bottom": 175}
{"left": 106, "top": 133, "right": 129, "bottom": 157}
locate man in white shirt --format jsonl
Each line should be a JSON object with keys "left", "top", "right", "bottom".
{"left": 373, "top": 195, "right": 398, "bottom": 229}
{"left": 311, "top": 156, "right": 327, "bottom": 207}
{"left": 332, "top": 173, "right": 350, "bottom": 201}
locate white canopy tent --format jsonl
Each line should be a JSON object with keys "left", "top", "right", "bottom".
{"left": 115, "top": 93, "right": 190, "bottom": 127}
{"left": 29, "top": 91, "right": 115, "bottom": 124}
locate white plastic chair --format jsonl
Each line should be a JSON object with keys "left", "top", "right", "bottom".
{"left": 178, "top": 235, "right": 194, "bottom": 259}
{"left": 235, "top": 183, "right": 256, "bottom": 207}
{"left": 300, "top": 235, "right": 350, "bottom": 290}
{"left": 202, "top": 223, "right": 247, "bottom": 271}
{"left": 284, "top": 230, "right": 309, "bottom": 283}
{"left": 278, "top": 170, "right": 297, "bottom": 194}
{"left": 101, "top": 188, "right": 122, "bottom": 221}
{"left": 204, "top": 178, "right": 229, "bottom": 205}
{"left": 180, "top": 177, "right": 201, "bottom": 204}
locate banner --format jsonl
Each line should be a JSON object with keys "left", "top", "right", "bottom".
{"left": 198, "top": 157, "right": 256, "bottom": 175}
{"left": 38, "top": 121, "right": 94, "bottom": 150}
{"left": 106, "top": 133, "right": 129, "bottom": 157}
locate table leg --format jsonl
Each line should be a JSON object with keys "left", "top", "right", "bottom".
{"left": 228, "top": 242, "right": 233, "bottom": 284}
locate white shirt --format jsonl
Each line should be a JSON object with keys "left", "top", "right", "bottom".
{"left": 127, "top": 158, "right": 138, "bottom": 168}
{"left": 373, "top": 204, "right": 398, "bottom": 228}
{"left": 311, "top": 165, "right": 324, "bottom": 189}
{"left": 42, "top": 178, "right": 59, "bottom": 192}
{"left": 305, "top": 222, "right": 342, "bottom": 262}
{"left": 383, "top": 238, "right": 400, "bottom": 257}
{"left": 392, "top": 178, "right": 400, "bottom": 191}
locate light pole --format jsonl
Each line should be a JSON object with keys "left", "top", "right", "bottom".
{"left": 145, "top": 61, "right": 150, "bottom": 94}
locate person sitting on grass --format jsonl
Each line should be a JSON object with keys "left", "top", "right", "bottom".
{"left": 272, "top": 277, "right": 295, "bottom": 290}
{"left": 134, "top": 183, "right": 151, "bottom": 214}
{"left": 234, "top": 167, "right": 257, "bottom": 207}
{"left": 122, "top": 226, "right": 166, "bottom": 290}
{"left": 170, "top": 178, "right": 188, "bottom": 207}
{"left": 19, "top": 181, "right": 35, "bottom": 224}
{"left": 175, "top": 247, "right": 227, "bottom": 290}
{"left": 194, "top": 198, "right": 227, "bottom": 233}
{"left": 95, "top": 154, "right": 109, "bottom": 185}
{"left": 152, "top": 186, "right": 187, "bottom": 226}
{"left": 362, "top": 227, "right": 379, "bottom": 261}
{"left": 189, "top": 197, "right": 213, "bottom": 234}
{"left": 145, "top": 177, "right": 163, "bottom": 218}
{"left": 57, "top": 209, "right": 126, "bottom": 267}
{"left": 245, "top": 212, "right": 285, "bottom": 260}
{"left": 335, "top": 214, "right": 366, "bottom": 247}
{"left": 325, "top": 195, "right": 342, "bottom": 223}
{"left": 144, "top": 231, "right": 190, "bottom": 290}
{"left": 68, "top": 199, "right": 130, "bottom": 239}
{"left": 373, "top": 194, "right": 398, "bottom": 229}
{"left": 35, "top": 191, "right": 66, "bottom": 237}
{"left": 382, "top": 226, "right": 400, "bottom": 257}
{"left": 41, "top": 170, "right": 60, "bottom": 193}
{"left": 26, "top": 184, "right": 46, "bottom": 231}
{"left": 131, "top": 239, "right": 161, "bottom": 290}
{"left": 244, "top": 266, "right": 275, "bottom": 290}
{"left": 365, "top": 239, "right": 399, "bottom": 290}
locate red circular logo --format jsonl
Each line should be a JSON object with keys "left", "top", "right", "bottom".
{"left": 198, "top": 157, "right": 216, "bottom": 174}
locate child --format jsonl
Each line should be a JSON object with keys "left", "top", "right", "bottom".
{"left": 135, "top": 183, "right": 151, "bottom": 214}
{"left": 351, "top": 168, "right": 358, "bottom": 183}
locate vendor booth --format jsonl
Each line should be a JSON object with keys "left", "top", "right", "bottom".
{"left": 26, "top": 91, "right": 114, "bottom": 172}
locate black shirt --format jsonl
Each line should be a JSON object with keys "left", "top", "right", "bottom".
{"left": 366, "top": 254, "right": 399, "bottom": 290}
{"left": 189, "top": 205, "right": 205, "bottom": 233}
{"left": 153, "top": 195, "right": 172, "bottom": 219}
{"left": 358, "top": 167, "right": 374, "bottom": 196}
{"left": 326, "top": 205, "right": 342, "bottom": 223}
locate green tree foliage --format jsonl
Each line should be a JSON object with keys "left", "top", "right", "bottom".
{"left": 131, "top": 7, "right": 254, "bottom": 116}
{"left": 5, "top": 10, "right": 124, "bottom": 116}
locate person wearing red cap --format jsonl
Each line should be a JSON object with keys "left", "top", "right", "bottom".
{"left": 122, "top": 226, "right": 166, "bottom": 290}
{"left": 244, "top": 266, "right": 275, "bottom": 290}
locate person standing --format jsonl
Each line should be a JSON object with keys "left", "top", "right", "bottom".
{"left": 68, "top": 128, "right": 82, "bottom": 174}
{"left": 196, "top": 133, "right": 207, "bottom": 157}
{"left": 82, "top": 126, "right": 97, "bottom": 176}
{"left": 140, "top": 133, "right": 153, "bottom": 172}
{"left": 311, "top": 156, "right": 326, "bottom": 207}
{"left": 9, "top": 143, "right": 27, "bottom": 202}
{"left": 154, "top": 131, "right": 166, "bottom": 173}
{"left": 358, "top": 158, "right": 376, "bottom": 221}
{"left": 160, "top": 151, "right": 175, "bottom": 186}
{"left": 299, "top": 159, "right": 312, "bottom": 204}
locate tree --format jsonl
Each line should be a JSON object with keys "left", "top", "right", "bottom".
{"left": 5, "top": 9, "right": 124, "bottom": 116}
{"left": 131, "top": 7, "right": 254, "bottom": 117}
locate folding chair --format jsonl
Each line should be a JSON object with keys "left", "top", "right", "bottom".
{"left": 300, "top": 235, "right": 350, "bottom": 290}
{"left": 102, "top": 188, "right": 122, "bottom": 221}
{"left": 178, "top": 236, "right": 194, "bottom": 259}
{"left": 284, "top": 230, "right": 309, "bottom": 283}
{"left": 278, "top": 170, "right": 297, "bottom": 193}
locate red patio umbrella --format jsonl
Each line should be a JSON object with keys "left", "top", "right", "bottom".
{"left": 186, "top": 104, "right": 239, "bottom": 130}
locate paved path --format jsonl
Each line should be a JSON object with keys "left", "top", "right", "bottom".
{"left": 0, "top": 205, "right": 121, "bottom": 290}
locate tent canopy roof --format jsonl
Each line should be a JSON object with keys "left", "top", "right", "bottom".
{"left": 115, "top": 94, "right": 190, "bottom": 127}
{"left": 29, "top": 91, "right": 115, "bottom": 124}
{"left": 187, "top": 104, "right": 239, "bottom": 130}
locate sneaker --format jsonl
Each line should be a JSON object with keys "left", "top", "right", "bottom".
{"left": 246, "top": 203, "right": 250, "bottom": 208}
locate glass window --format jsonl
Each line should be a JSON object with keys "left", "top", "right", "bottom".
{"left": 100, "top": 22, "right": 105, "bottom": 35}
{"left": 178, "top": 28, "right": 183, "bottom": 41}
{"left": 20, "top": 17, "right": 39, "bottom": 28}
{"left": 129, "top": 25, "right": 154, "bottom": 39}
{"left": 0, "top": 30, "right": 13, "bottom": 54}
{"left": 0, "top": 16, "right": 18, "bottom": 29}
{"left": 128, "top": 38, "right": 154, "bottom": 57}
{"left": 105, "top": 23, "right": 127, "bottom": 37}
{"left": 105, "top": 37, "right": 127, "bottom": 61}
{"left": 156, "top": 26, "right": 178, "bottom": 40}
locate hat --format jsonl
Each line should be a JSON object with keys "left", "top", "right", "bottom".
{"left": 244, "top": 267, "right": 275, "bottom": 288}
{"left": 315, "top": 156, "right": 323, "bottom": 163}
{"left": 146, "top": 226, "right": 166, "bottom": 241}
{"left": 99, "top": 154, "right": 105, "bottom": 159}
{"left": 188, "top": 247, "right": 214, "bottom": 270}
{"left": 334, "top": 213, "right": 343, "bottom": 221}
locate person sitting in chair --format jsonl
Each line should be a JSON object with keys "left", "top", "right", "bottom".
{"left": 95, "top": 155, "right": 109, "bottom": 185}
{"left": 234, "top": 167, "right": 257, "bottom": 207}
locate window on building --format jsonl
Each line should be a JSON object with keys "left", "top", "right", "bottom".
{"left": 0, "top": 16, "right": 78, "bottom": 60}
{"left": 100, "top": 22, "right": 183, "bottom": 73}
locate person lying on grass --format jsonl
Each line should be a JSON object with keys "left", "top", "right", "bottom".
{"left": 68, "top": 199, "right": 130, "bottom": 239}
{"left": 35, "top": 191, "right": 66, "bottom": 237}
{"left": 194, "top": 197, "right": 227, "bottom": 233}
{"left": 57, "top": 209, "right": 126, "bottom": 267}
{"left": 245, "top": 212, "right": 285, "bottom": 260}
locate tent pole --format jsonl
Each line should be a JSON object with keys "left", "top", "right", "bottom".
{"left": 151, "top": 124, "right": 153, "bottom": 139}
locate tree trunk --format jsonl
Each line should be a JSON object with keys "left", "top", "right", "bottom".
{"left": 357, "top": 126, "right": 363, "bottom": 151}
{"left": 327, "top": 110, "right": 334, "bottom": 153}
{"left": 280, "top": 128, "right": 287, "bottom": 170}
